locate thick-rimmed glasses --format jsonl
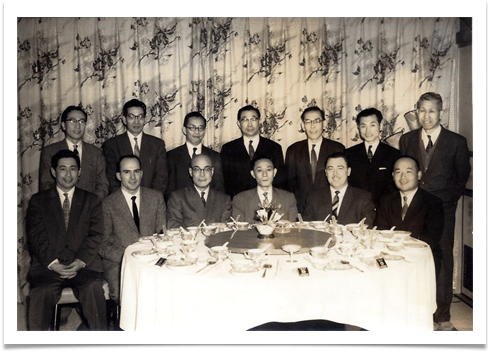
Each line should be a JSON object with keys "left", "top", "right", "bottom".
{"left": 240, "top": 117, "right": 258, "bottom": 124}
{"left": 191, "top": 166, "right": 213, "bottom": 174}
{"left": 127, "top": 114, "right": 145, "bottom": 121}
{"left": 66, "top": 119, "right": 86, "bottom": 125}
{"left": 186, "top": 125, "right": 205, "bottom": 132}
{"left": 303, "top": 118, "right": 323, "bottom": 126}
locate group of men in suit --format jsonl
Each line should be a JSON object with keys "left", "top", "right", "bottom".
{"left": 27, "top": 92, "right": 470, "bottom": 331}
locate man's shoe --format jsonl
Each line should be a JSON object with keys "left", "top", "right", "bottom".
{"left": 438, "top": 321, "right": 458, "bottom": 331}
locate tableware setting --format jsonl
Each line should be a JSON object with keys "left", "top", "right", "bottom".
{"left": 243, "top": 248, "right": 269, "bottom": 264}
{"left": 229, "top": 260, "right": 261, "bottom": 275}
{"left": 131, "top": 248, "right": 159, "bottom": 260}
{"left": 282, "top": 244, "right": 302, "bottom": 263}
{"left": 209, "top": 245, "right": 231, "bottom": 261}
{"left": 386, "top": 242, "right": 404, "bottom": 252}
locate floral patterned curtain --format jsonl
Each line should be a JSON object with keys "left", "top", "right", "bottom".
{"left": 17, "top": 17, "right": 459, "bottom": 301}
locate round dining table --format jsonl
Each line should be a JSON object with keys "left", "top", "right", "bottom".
{"left": 119, "top": 226, "right": 436, "bottom": 331}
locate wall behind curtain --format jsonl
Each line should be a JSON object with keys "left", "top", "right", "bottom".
{"left": 17, "top": 17, "right": 459, "bottom": 300}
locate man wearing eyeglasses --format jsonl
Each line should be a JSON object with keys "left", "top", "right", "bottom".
{"left": 221, "top": 105, "right": 285, "bottom": 198}
{"left": 166, "top": 111, "right": 224, "bottom": 200}
{"left": 103, "top": 99, "right": 168, "bottom": 196}
{"left": 39, "top": 106, "right": 109, "bottom": 202}
{"left": 285, "top": 106, "right": 345, "bottom": 214}
{"left": 167, "top": 154, "right": 231, "bottom": 228}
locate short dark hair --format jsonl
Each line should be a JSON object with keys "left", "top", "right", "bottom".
{"left": 237, "top": 105, "right": 261, "bottom": 121}
{"left": 250, "top": 155, "right": 275, "bottom": 171}
{"left": 416, "top": 92, "right": 443, "bottom": 111}
{"left": 61, "top": 106, "right": 87, "bottom": 123}
{"left": 394, "top": 155, "right": 420, "bottom": 172}
{"left": 123, "top": 99, "right": 147, "bottom": 117}
{"left": 324, "top": 152, "right": 349, "bottom": 168}
{"left": 51, "top": 149, "right": 80, "bottom": 169}
{"left": 117, "top": 155, "right": 141, "bottom": 173}
{"left": 300, "top": 106, "right": 325, "bottom": 122}
{"left": 183, "top": 111, "right": 207, "bottom": 128}
{"left": 356, "top": 108, "right": 383, "bottom": 125}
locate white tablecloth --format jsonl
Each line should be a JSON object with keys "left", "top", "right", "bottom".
{"left": 119, "top": 233, "right": 436, "bottom": 331}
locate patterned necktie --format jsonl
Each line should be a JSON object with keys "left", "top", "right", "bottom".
{"left": 201, "top": 191, "right": 206, "bottom": 207}
{"left": 263, "top": 191, "right": 270, "bottom": 207}
{"left": 131, "top": 196, "right": 140, "bottom": 231}
{"left": 248, "top": 140, "right": 255, "bottom": 160}
{"left": 134, "top": 137, "right": 140, "bottom": 157}
{"left": 401, "top": 195, "right": 408, "bottom": 221}
{"left": 192, "top": 148, "right": 197, "bottom": 158}
{"left": 367, "top": 145, "right": 373, "bottom": 163}
{"left": 426, "top": 135, "right": 433, "bottom": 153}
{"left": 62, "top": 193, "right": 70, "bottom": 229}
{"left": 311, "top": 144, "right": 318, "bottom": 183}
{"left": 73, "top": 144, "right": 79, "bottom": 155}
{"left": 332, "top": 190, "right": 340, "bottom": 218}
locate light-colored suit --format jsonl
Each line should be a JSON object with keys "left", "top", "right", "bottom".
{"left": 167, "top": 186, "right": 232, "bottom": 228}
{"left": 39, "top": 140, "right": 109, "bottom": 201}
{"left": 100, "top": 186, "right": 166, "bottom": 302}
{"left": 232, "top": 187, "right": 298, "bottom": 223}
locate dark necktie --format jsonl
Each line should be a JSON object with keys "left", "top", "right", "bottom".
{"left": 201, "top": 191, "right": 206, "bottom": 207}
{"left": 263, "top": 191, "right": 270, "bottom": 207}
{"left": 73, "top": 144, "right": 79, "bottom": 155}
{"left": 311, "top": 144, "right": 318, "bottom": 183}
{"left": 192, "top": 148, "right": 197, "bottom": 158}
{"left": 367, "top": 145, "right": 373, "bottom": 163}
{"left": 62, "top": 193, "right": 70, "bottom": 229}
{"left": 134, "top": 138, "right": 140, "bottom": 157}
{"left": 131, "top": 196, "right": 140, "bottom": 231}
{"left": 401, "top": 195, "right": 408, "bottom": 221}
{"left": 426, "top": 135, "right": 433, "bottom": 153}
{"left": 248, "top": 140, "right": 255, "bottom": 160}
{"left": 332, "top": 190, "right": 340, "bottom": 218}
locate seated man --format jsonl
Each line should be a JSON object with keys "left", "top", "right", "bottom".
{"left": 232, "top": 157, "right": 298, "bottom": 223}
{"left": 375, "top": 156, "right": 444, "bottom": 255}
{"left": 167, "top": 154, "right": 232, "bottom": 228}
{"left": 26, "top": 149, "right": 106, "bottom": 331}
{"left": 99, "top": 155, "right": 166, "bottom": 303}
{"left": 303, "top": 152, "right": 375, "bottom": 226}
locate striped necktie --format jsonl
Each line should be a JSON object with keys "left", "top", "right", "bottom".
{"left": 332, "top": 191, "right": 340, "bottom": 218}
{"left": 401, "top": 196, "right": 408, "bottom": 221}
{"left": 248, "top": 140, "right": 255, "bottom": 160}
{"left": 426, "top": 135, "right": 433, "bottom": 153}
{"left": 134, "top": 138, "right": 140, "bottom": 157}
{"left": 201, "top": 191, "right": 206, "bottom": 207}
{"left": 367, "top": 145, "right": 373, "bottom": 163}
{"left": 62, "top": 193, "right": 70, "bottom": 229}
{"left": 311, "top": 144, "right": 318, "bottom": 183}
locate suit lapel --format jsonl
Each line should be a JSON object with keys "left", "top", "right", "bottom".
{"left": 67, "top": 188, "right": 84, "bottom": 234}
{"left": 392, "top": 192, "right": 403, "bottom": 222}
{"left": 337, "top": 186, "right": 352, "bottom": 220}
{"left": 48, "top": 188, "right": 67, "bottom": 235}
{"left": 426, "top": 127, "right": 448, "bottom": 171}
{"left": 189, "top": 187, "right": 206, "bottom": 218}
{"left": 403, "top": 189, "right": 423, "bottom": 223}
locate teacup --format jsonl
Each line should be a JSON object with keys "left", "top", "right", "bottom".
{"left": 235, "top": 222, "right": 249, "bottom": 230}
{"left": 378, "top": 230, "right": 394, "bottom": 239}
{"left": 166, "top": 228, "right": 181, "bottom": 237}
{"left": 182, "top": 240, "right": 198, "bottom": 252}
{"left": 186, "top": 226, "right": 200, "bottom": 236}
{"left": 310, "top": 221, "right": 327, "bottom": 229}
{"left": 295, "top": 221, "right": 309, "bottom": 229}
{"left": 181, "top": 232, "right": 195, "bottom": 241}
{"left": 386, "top": 242, "right": 404, "bottom": 252}
{"left": 202, "top": 226, "right": 218, "bottom": 236}
{"left": 359, "top": 249, "right": 377, "bottom": 266}
{"left": 310, "top": 246, "right": 329, "bottom": 259}
{"left": 243, "top": 248, "right": 268, "bottom": 263}
{"left": 209, "top": 246, "right": 230, "bottom": 261}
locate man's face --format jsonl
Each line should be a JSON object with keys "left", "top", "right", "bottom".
{"left": 117, "top": 158, "right": 142, "bottom": 194}
{"left": 358, "top": 115, "right": 380, "bottom": 143}
{"left": 62, "top": 110, "right": 86, "bottom": 143}
{"left": 183, "top": 117, "right": 206, "bottom": 146}
{"left": 124, "top": 106, "right": 145, "bottom": 136}
{"left": 325, "top": 157, "right": 351, "bottom": 190}
{"left": 189, "top": 156, "right": 214, "bottom": 190}
{"left": 392, "top": 158, "right": 421, "bottom": 193}
{"left": 417, "top": 100, "right": 441, "bottom": 133}
{"left": 51, "top": 157, "right": 80, "bottom": 192}
{"left": 237, "top": 110, "right": 260, "bottom": 138}
{"left": 302, "top": 110, "right": 324, "bottom": 141}
{"left": 251, "top": 158, "right": 277, "bottom": 189}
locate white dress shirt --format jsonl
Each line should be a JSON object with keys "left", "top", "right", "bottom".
{"left": 243, "top": 135, "right": 260, "bottom": 156}
{"left": 308, "top": 138, "right": 323, "bottom": 163}
{"left": 330, "top": 184, "right": 348, "bottom": 214}
{"left": 128, "top": 131, "right": 143, "bottom": 153}
{"left": 400, "top": 188, "right": 418, "bottom": 207}
{"left": 257, "top": 186, "right": 273, "bottom": 206}
{"left": 66, "top": 139, "right": 83, "bottom": 164}
{"left": 121, "top": 187, "right": 141, "bottom": 218}
{"left": 421, "top": 125, "right": 441, "bottom": 149}
{"left": 186, "top": 142, "right": 202, "bottom": 158}
{"left": 364, "top": 139, "right": 380, "bottom": 155}
{"left": 195, "top": 185, "right": 210, "bottom": 202}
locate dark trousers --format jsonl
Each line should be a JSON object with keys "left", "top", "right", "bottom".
{"left": 28, "top": 267, "right": 107, "bottom": 331}
{"left": 433, "top": 200, "right": 457, "bottom": 323}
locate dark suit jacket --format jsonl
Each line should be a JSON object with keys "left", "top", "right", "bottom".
{"left": 221, "top": 136, "right": 285, "bottom": 198}
{"left": 345, "top": 141, "right": 399, "bottom": 204}
{"left": 303, "top": 185, "right": 375, "bottom": 227}
{"left": 285, "top": 138, "right": 345, "bottom": 214}
{"left": 102, "top": 133, "right": 168, "bottom": 195}
{"left": 375, "top": 188, "right": 444, "bottom": 254}
{"left": 166, "top": 144, "right": 224, "bottom": 199}
{"left": 167, "top": 186, "right": 232, "bottom": 228}
{"left": 26, "top": 187, "right": 104, "bottom": 273}
{"left": 39, "top": 140, "right": 109, "bottom": 201}
{"left": 399, "top": 127, "right": 471, "bottom": 203}
{"left": 232, "top": 187, "right": 298, "bottom": 223}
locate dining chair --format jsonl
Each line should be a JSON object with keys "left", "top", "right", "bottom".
{"left": 51, "top": 280, "right": 111, "bottom": 331}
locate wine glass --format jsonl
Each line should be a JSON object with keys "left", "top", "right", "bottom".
{"left": 282, "top": 244, "right": 301, "bottom": 263}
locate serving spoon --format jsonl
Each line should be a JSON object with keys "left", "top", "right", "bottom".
{"left": 340, "top": 260, "right": 364, "bottom": 272}
{"left": 262, "top": 263, "right": 272, "bottom": 278}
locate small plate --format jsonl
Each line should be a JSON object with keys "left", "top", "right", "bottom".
{"left": 131, "top": 249, "right": 158, "bottom": 258}
{"left": 165, "top": 257, "right": 196, "bottom": 267}
{"left": 324, "top": 262, "right": 352, "bottom": 270}
{"left": 230, "top": 266, "right": 260, "bottom": 275}
{"left": 138, "top": 236, "right": 154, "bottom": 244}
{"left": 381, "top": 254, "right": 405, "bottom": 261}
{"left": 404, "top": 243, "right": 428, "bottom": 249}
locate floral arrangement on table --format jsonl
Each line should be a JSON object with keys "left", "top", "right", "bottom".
{"left": 255, "top": 202, "right": 283, "bottom": 236}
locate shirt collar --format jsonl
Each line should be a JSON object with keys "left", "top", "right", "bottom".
{"left": 400, "top": 187, "right": 418, "bottom": 206}
{"left": 121, "top": 187, "right": 140, "bottom": 201}
{"left": 330, "top": 184, "right": 348, "bottom": 198}
{"left": 65, "top": 138, "right": 82, "bottom": 152}
{"left": 56, "top": 186, "right": 75, "bottom": 204}
{"left": 127, "top": 131, "right": 143, "bottom": 142}
{"left": 243, "top": 135, "right": 260, "bottom": 149}
{"left": 421, "top": 125, "right": 442, "bottom": 144}
{"left": 308, "top": 137, "right": 323, "bottom": 151}
{"left": 194, "top": 185, "right": 209, "bottom": 200}
{"left": 364, "top": 139, "right": 380, "bottom": 154}
{"left": 186, "top": 142, "right": 202, "bottom": 157}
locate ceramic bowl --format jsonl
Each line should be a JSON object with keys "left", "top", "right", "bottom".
{"left": 378, "top": 230, "right": 395, "bottom": 239}
{"left": 235, "top": 222, "right": 249, "bottom": 230}
{"left": 386, "top": 242, "right": 404, "bottom": 252}
{"left": 202, "top": 226, "right": 218, "bottom": 236}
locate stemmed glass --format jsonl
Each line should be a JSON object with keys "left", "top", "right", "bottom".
{"left": 282, "top": 244, "right": 301, "bottom": 263}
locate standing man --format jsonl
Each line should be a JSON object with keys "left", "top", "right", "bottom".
{"left": 39, "top": 106, "right": 109, "bottom": 202}
{"left": 285, "top": 106, "right": 345, "bottom": 214}
{"left": 232, "top": 157, "right": 298, "bottom": 223}
{"left": 99, "top": 155, "right": 166, "bottom": 303}
{"left": 303, "top": 152, "right": 375, "bottom": 227}
{"left": 345, "top": 108, "right": 399, "bottom": 205}
{"left": 400, "top": 92, "right": 471, "bottom": 331}
{"left": 167, "top": 154, "right": 231, "bottom": 228}
{"left": 26, "top": 150, "right": 107, "bottom": 331}
{"left": 103, "top": 99, "right": 168, "bottom": 196}
{"left": 221, "top": 105, "right": 285, "bottom": 198}
{"left": 166, "top": 111, "right": 224, "bottom": 200}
